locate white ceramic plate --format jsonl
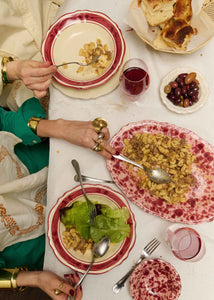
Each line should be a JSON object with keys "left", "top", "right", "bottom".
{"left": 48, "top": 184, "right": 136, "bottom": 274}
{"left": 160, "top": 67, "right": 209, "bottom": 114}
{"left": 41, "top": 10, "right": 126, "bottom": 89}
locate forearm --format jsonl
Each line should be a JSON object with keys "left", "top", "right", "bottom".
{"left": 16, "top": 270, "right": 41, "bottom": 288}
{"left": 36, "top": 118, "right": 68, "bottom": 140}
{"left": 36, "top": 118, "right": 115, "bottom": 159}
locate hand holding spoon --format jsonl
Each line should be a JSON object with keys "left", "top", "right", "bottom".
{"left": 69, "top": 236, "right": 110, "bottom": 299}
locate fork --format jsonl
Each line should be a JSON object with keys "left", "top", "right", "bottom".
{"left": 71, "top": 160, "right": 97, "bottom": 226}
{"left": 57, "top": 55, "right": 100, "bottom": 68}
{"left": 74, "top": 174, "right": 114, "bottom": 184}
{"left": 112, "top": 238, "right": 160, "bottom": 294}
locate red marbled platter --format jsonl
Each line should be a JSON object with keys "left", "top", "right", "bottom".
{"left": 41, "top": 10, "right": 125, "bottom": 89}
{"left": 48, "top": 184, "right": 136, "bottom": 274}
{"left": 130, "top": 259, "right": 181, "bottom": 300}
{"left": 106, "top": 120, "right": 214, "bottom": 224}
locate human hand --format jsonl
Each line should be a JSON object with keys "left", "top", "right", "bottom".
{"left": 6, "top": 59, "right": 57, "bottom": 98}
{"left": 17, "top": 270, "right": 82, "bottom": 300}
{"left": 56, "top": 120, "right": 115, "bottom": 160}
{"left": 37, "top": 119, "right": 116, "bottom": 160}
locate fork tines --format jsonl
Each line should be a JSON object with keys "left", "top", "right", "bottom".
{"left": 144, "top": 238, "right": 161, "bottom": 255}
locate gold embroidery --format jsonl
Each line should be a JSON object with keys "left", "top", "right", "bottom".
{"left": 35, "top": 186, "right": 47, "bottom": 204}
{"left": 0, "top": 145, "right": 25, "bottom": 178}
{"left": 17, "top": 203, "right": 44, "bottom": 236}
{"left": 0, "top": 201, "right": 45, "bottom": 237}
{"left": 0, "top": 204, "right": 20, "bottom": 236}
{"left": 0, "top": 204, "right": 6, "bottom": 216}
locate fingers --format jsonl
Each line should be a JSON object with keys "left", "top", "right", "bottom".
{"left": 64, "top": 273, "right": 83, "bottom": 300}
{"left": 27, "top": 77, "right": 52, "bottom": 90}
{"left": 11, "top": 59, "right": 57, "bottom": 98}
{"left": 34, "top": 89, "right": 48, "bottom": 99}
{"left": 27, "top": 60, "right": 57, "bottom": 77}
{"left": 82, "top": 121, "right": 115, "bottom": 159}
{"left": 91, "top": 131, "right": 115, "bottom": 160}
{"left": 51, "top": 279, "right": 76, "bottom": 300}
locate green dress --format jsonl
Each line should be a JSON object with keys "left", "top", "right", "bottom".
{"left": 0, "top": 97, "right": 49, "bottom": 270}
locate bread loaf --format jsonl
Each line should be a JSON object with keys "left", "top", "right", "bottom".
{"left": 173, "top": 0, "right": 192, "bottom": 22}
{"left": 138, "top": 0, "right": 176, "bottom": 26}
{"left": 161, "top": 18, "right": 197, "bottom": 50}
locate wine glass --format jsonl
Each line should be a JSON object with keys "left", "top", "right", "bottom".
{"left": 165, "top": 224, "right": 206, "bottom": 262}
{"left": 119, "top": 58, "right": 150, "bottom": 101}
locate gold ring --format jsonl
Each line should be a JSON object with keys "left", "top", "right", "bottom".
{"left": 97, "top": 132, "right": 105, "bottom": 144}
{"left": 54, "top": 289, "right": 61, "bottom": 295}
{"left": 59, "top": 281, "right": 64, "bottom": 289}
{"left": 92, "top": 118, "right": 108, "bottom": 133}
{"left": 92, "top": 143, "right": 103, "bottom": 152}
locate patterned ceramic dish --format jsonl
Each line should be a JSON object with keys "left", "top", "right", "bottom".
{"left": 130, "top": 259, "right": 181, "bottom": 300}
{"left": 160, "top": 67, "right": 209, "bottom": 114}
{"left": 48, "top": 184, "right": 136, "bottom": 274}
{"left": 41, "top": 10, "right": 126, "bottom": 89}
{"left": 107, "top": 120, "right": 214, "bottom": 224}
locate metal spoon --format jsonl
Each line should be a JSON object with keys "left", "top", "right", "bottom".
{"left": 71, "top": 236, "right": 110, "bottom": 299}
{"left": 57, "top": 55, "right": 100, "bottom": 68}
{"left": 113, "top": 154, "right": 171, "bottom": 184}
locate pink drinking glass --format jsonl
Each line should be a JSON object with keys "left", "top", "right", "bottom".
{"left": 165, "top": 224, "right": 206, "bottom": 262}
{"left": 119, "top": 58, "right": 150, "bottom": 101}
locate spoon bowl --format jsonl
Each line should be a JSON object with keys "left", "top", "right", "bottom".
{"left": 74, "top": 236, "right": 110, "bottom": 290}
{"left": 113, "top": 154, "right": 171, "bottom": 184}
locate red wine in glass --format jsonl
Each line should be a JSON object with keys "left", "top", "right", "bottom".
{"left": 120, "top": 58, "right": 150, "bottom": 101}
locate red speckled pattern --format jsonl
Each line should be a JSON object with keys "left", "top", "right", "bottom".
{"left": 130, "top": 259, "right": 181, "bottom": 300}
{"left": 107, "top": 120, "right": 214, "bottom": 224}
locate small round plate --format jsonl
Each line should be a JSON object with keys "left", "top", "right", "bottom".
{"left": 130, "top": 259, "right": 181, "bottom": 300}
{"left": 41, "top": 10, "right": 126, "bottom": 89}
{"left": 47, "top": 184, "right": 136, "bottom": 274}
{"left": 160, "top": 67, "right": 209, "bottom": 114}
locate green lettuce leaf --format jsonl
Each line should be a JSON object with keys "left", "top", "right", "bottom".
{"left": 60, "top": 201, "right": 91, "bottom": 239}
{"left": 90, "top": 214, "right": 130, "bottom": 243}
{"left": 60, "top": 201, "right": 130, "bottom": 243}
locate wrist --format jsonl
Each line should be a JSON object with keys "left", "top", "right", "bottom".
{"left": 28, "top": 117, "right": 43, "bottom": 136}
{"left": 0, "top": 267, "right": 28, "bottom": 290}
{"left": 1, "top": 57, "right": 15, "bottom": 84}
{"left": 17, "top": 270, "right": 41, "bottom": 289}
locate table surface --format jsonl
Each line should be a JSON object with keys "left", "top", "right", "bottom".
{"left": 44, "top": 1, "right": 214, "bottom": 299}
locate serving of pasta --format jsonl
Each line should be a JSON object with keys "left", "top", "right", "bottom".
{"left": 122, "top": 132, "right": 196, "bottom": 204}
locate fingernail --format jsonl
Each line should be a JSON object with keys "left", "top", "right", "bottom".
{"left": 69, "top": 289, "right": 74, "bottom": 296}
{"left": 64, "top": 274, "right": 69, "bottom": 278}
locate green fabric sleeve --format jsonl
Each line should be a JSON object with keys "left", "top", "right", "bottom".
{"left": 0, "top": 97, "right": 46, "bottom": 146}
{"left": 0, "top": 235, "right": 45, "bottom": 270}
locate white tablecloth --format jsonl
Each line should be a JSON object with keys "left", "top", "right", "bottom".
{"left": 44, "top": 1, "right": 214, "bottom": 299}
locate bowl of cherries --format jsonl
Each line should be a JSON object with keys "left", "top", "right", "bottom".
{"left": 160, "top": 68, "right": 209, "bottom": 114}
